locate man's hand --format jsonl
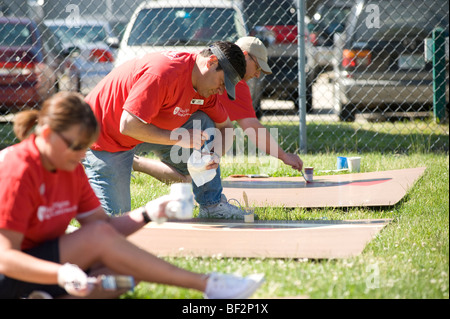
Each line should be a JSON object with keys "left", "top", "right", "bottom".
{"left": 172, "top": 128, "right": 209, "bottom": 149}
{"left": 204, "top": 151, "right": 220, "bottom": 170}
{"left": 280, "top": 153, "right": 303, "bottom": 172}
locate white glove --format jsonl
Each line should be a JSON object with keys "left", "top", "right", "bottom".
{"left": 145, "top": 195, "right": 171, "bottom": 224}
{"left": 57, "top": 263, "right": 92, "bottom": 297}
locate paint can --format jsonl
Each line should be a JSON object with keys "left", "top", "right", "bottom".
{"left": 337, "top": 156, "right": 348, "bottom": 169}
{"left": 347, "top": 157, "right": 361, "bottom": 172}
{"left": 244, "top": 208, "right": 255, "bottom": 223}
{"left": 304, "top": 167, "right": 314, "bottom": 181}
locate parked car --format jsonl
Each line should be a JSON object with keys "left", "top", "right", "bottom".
{"left": 115, "top": 0, "right": 247, "bottom": 67}
{"left": 44, "top": 19, "right": 119, "bottom": 95}
{"left": 243, "top": 0, "right": 315, "bottom": 117}
{"left": 333, "top": 0, "right": 449, "bottom": 121}
{"left": 308, "top": 0, "right": 353, "bottom": 74}
{"left": 0, "top": 17, "right": 79, "bottom": 111}
{"left": 110, "top": 18, "right": 128, "bottom": 42}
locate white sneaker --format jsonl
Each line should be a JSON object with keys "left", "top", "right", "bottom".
{"left": 27, "top": 291, "right": 53, "bottom": 299}
{"left": 204, "top": 272, "right": 265, "bottom": 299}
{"left": 199, "top": 195, "right": 246, "bottom": 219}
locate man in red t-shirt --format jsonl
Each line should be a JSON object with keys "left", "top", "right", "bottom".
{"left": 133, "top": 37, "right": 303, "bottom": 189}
{"left": 83, "top": 41, "right": 248, "bottom": 218}
{"left": 220, "top": 37, "right": 304, "bottom": 172}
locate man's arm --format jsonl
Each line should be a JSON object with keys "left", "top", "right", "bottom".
{"left": 120, "top": 110, "right": 205, "bottom": 149}
{"left": 213, "top": 117, "right": 234, "bottom": 156}
{"left": 236, "top": 117, "right": 303, "bottom": 171}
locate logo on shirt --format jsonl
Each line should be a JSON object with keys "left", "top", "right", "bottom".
{"left": 173, "top": 107, "right": 191, "bottom": 117}
{"left": 37, "top": 201, "right": 77, "bottom": 221}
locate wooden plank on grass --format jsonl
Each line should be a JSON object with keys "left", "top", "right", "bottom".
{"left": 221, "top": 167, "right": 426, "bottom": 208}
{"left": 128, "top": 219, "right": 390, "bottom": 259}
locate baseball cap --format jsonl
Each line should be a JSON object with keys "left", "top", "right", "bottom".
{"left": 235, "top": 37, "right": 272, "bottom": 75}
{"left": 210, "top": 45, "right": 242, "bottom": 100}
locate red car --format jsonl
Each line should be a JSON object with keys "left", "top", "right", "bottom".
{"left": 0, "top": 17, "right": 79, "bottom": 111}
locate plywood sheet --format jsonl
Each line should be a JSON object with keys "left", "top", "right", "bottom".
{"left": 221, "top": 167, "right": 426, "bottom": 208}
{"left": 128, "top": 219, "right": 391, "bottom": 259}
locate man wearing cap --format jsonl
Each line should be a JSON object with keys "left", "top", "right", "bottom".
{"left": 82, "top": 41, "right": 247, "bottom": 217}
{"left": 218, "top": 37, "right": 304, "bottom": 174}
{"left": 133, "top": 38, "right": 304, "bottom": 217}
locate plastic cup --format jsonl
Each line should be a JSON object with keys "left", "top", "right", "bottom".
{"left": 337, "top": 156, "right": 348, "bottom": 169}
{"left": 166, "top": 183, "right": 194, "bottom": 219}
{"left": 347, "top": 157, "right": 361, "bottom": 172}
{"left": 169, "top": 183, "right": 192, "bottom": 200}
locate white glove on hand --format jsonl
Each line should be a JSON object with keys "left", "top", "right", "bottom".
{"left": 145, "top": 195, "right": 171, "bottom": 224}
{"left": 57, "top": 263, "right": 92, "bottom": 297}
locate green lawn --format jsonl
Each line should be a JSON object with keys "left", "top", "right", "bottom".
{"left": 125, "top": 121, "right": 449, "bottom": 299}
{"left": 3, "top": 119, "right": 448, "bottom": 299}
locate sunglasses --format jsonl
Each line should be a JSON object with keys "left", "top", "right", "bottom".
{"left": 54, "top": 131, "right": 89, "bottom": 151}
{"left": 249, "top": 54, "right": 262, "bottom": 72}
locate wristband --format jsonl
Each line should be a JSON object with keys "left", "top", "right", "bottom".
{"left": 141, "top": 207, "right": 151, "bottom": 224}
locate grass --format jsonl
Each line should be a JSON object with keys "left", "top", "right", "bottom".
{"left": 124, "top": 121, "right": 449, "bottom": 299}
{"left": 2, "top": 118, "right": 448, "bottom": 299}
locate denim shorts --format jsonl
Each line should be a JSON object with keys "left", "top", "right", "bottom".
{"left": 0, "top": 239, "right": 66, "bottom": 299}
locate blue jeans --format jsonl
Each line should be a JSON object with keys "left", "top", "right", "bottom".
{"left": 83, "top": 111, "right": 223, "bottom": 215}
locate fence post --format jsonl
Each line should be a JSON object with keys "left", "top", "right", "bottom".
{"left": 297, "top": 0, "right": 307, "bottom": 154}
{"left": 432, "top": 27, "right": 446, "bottom": 122}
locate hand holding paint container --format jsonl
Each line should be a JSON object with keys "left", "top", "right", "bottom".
{"left": 165, "top": 183, "right": 194, "bottom": 219}
{"left": 304, "top": 167, "right": 314, "bottom": 182}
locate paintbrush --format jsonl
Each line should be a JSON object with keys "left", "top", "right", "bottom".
{"left": 88, "top": 275, "right": 135, "bottom": 291}
{"left": 300, "top": 170, "right": 311, "bottom": 183}
{"left": 243, "top": 191, "right": 249, "bottom": 207}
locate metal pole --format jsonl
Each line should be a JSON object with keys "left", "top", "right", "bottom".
{"left": 297, "top": 0, "right": 307, "bottom": 154}
{"left": 432, "top": 27, "right": 446, "bottom": 122}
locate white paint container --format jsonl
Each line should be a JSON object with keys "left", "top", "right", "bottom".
{"left": 244, "top": 208, "right": 255, "bottom": 223}
{"left": 165, "top": 183, "right": 194, "bottom": 219}
{"left": 347, "top": 157, "right": 361, "bottom": 173}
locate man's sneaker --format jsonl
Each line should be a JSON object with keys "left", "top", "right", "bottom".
{"left": 199, "top": 195, "right": 246, "bottom": 219}
{"left": 204, "top": 272, "right": 265, "bottom": 299}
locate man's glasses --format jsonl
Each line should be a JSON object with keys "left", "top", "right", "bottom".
{"left": 54, "top": 131, "right": 88, "bottom": 151}
{"left": 249, "top": 54, "right": 262, "bottom": 72}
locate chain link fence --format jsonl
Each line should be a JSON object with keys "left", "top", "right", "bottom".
{"left": 1, "top": 0, "right": 449, "bottom": 153}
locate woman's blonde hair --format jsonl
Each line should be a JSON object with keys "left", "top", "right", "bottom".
{"left": 13, "top": 91, "right": 99, "bottom": 145}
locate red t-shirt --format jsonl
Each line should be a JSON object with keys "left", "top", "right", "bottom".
{"left": 218, "top": 80, "right": 256, "bottom": 121}
{"left": 85, "top": 51, "right": 228, "bottom": 152}
{"left": 0, "top": 136, "right": 101, "bottom": 250}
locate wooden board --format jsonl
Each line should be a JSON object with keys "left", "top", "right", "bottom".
{"left": 221, "top": 167, "right": 426, "bottom": 208}
{"left": 128, "top": 219, "right": 391, "bottom": 259}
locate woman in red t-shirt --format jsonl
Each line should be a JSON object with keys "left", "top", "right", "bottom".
{"left": 0, "top": 92, "right": 263, "bottom": 299}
